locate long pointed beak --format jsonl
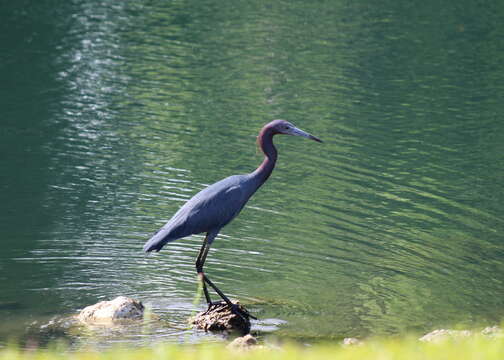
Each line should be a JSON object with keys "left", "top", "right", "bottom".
{"left": 290, "top": 126, "right": 323, "bottom": 143}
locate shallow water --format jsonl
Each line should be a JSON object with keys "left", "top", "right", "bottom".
{"left": 1, "top": 0, "right": 504, "bottom": 347}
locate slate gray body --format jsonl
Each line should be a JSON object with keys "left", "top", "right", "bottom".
{"left": 143, "top": 173, "right": 260, "bottom": 252}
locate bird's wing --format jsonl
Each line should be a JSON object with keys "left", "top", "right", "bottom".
{"left": 185, "top": 181, "right": 248, "bottom": 233}
{"left": 143, "top": 175, "right": 249, "bottom": 252}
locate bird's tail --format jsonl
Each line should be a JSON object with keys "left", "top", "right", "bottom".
{"left": 143, "top": 229, "right": 171, "bottom": 252}
{"left": 143, "top": 240, "right": 163, "bottom": 252}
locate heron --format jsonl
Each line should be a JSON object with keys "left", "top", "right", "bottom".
{"left": 143, "top": 119, "right": 322, "bottom": 317}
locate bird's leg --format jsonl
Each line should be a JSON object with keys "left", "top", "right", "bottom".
{"left": 195, "top": 233, "right": 256, "bottom": 320}
{"left": 202, "top": 275, "right": 233, "bottom": 307}
{"left": 195, "top": 235, "right": 212, "bottom": 305}
{"left": 195, "top": 234, "right": 233, "bottom": 307}
{"left": 202, "top": 276, "right": 256, "bottom": 320}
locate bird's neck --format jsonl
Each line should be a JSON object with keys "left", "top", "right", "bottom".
{"left": 251, "top": 126, "right": 277, "bottom": 185}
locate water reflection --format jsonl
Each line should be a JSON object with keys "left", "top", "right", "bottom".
{"left": 0, "top": 0, "right": 503, "bottom": 347}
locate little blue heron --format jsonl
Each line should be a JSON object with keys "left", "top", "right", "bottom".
{"left": 143, "top": 119, "right": 322, "bottom": 316}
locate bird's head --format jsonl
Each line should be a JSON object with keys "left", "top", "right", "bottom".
{"left": 270, "top": 119, "right": 322, "bottom": 143}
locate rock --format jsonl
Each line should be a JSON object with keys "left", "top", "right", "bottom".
{"left": 227, "top": 334, "right": 259, "bottom": 350}
{"left": 77, "top": 296, "right": 144, "bottom": 323}
{"left": 191, "top": 300, "right": 252, "bottom": 335}
{"left": 419, "top": 329, "right": 472, "bottom": 343}
{"left": 420, "top": 326, "right": 504, "bottom": 343}
{"left": 481, "top": 325, "right": 503, "bottom": 338}
{"left": 342, "top": 337, "right": 363, "bottom": 346}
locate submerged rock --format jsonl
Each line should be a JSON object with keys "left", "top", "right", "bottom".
{"left": 77, "top": 296, "right": 144, "bottom": 323}
{"left": 191, "top": 300, "right": 252, "bottom": 335}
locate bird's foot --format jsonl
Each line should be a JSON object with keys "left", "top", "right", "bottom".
{"left": 203, "top": 300, "right": 257, "bottom": 320}
{"left": 202, "top": 300, "right": 230, "bottom": 315}
{"left": 230, "top": 303, "right": 257, "bottom": 321}
{"left": 203, "top": 301, "right": 223, "bottom": 314}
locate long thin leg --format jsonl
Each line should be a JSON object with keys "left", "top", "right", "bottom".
{"left": 204, "top": 276, "right": 257, "bottom": 320}
{"left": 195, "top": 232, "right": 257, "bottom": 320}
{"left": 195, "top": 234, "right": 212, "bottom": 304}
{"left": 203, "top": 275, "right": 233, "bottom": 307}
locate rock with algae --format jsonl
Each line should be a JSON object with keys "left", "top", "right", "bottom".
{"left": 191, "top": 300, "right": 252, "bottom": 335}
{"left": 77, "top": 296, "right": 144, "bottom": 323}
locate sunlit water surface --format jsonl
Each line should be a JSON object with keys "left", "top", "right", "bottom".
{"left": 1, "top": 0, "right": 504, "bottom": 348}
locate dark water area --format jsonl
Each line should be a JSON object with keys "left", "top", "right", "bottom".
{"left": 1, "top": 0, "right": 504, "bottom": 348}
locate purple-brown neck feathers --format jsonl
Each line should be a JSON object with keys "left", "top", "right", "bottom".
{"left": 252, "top": 122, "right": 278, "bottom": 185}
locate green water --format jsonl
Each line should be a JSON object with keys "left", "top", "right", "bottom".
{"left": 1, "top": 0, "right": 504, "bottom": 347}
